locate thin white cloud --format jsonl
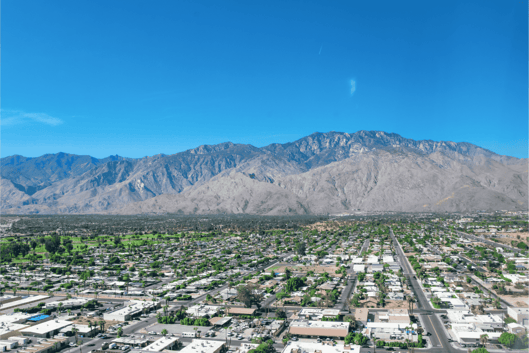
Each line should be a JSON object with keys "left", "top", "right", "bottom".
{"left": 350, "top": 79, "right": 356, "bottom": 95}
{"left": 1, "top": 109, "right": 63, "bottom": 126}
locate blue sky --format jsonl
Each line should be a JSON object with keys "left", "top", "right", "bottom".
{"left": 2, "top": 0, "right": 527, "bottom": 158}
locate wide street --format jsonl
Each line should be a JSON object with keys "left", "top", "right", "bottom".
{"left": 389, "top": 228, "right": 461, "bottom": 353}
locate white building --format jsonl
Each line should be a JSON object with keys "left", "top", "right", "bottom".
{"left": 143, "top": 337, "right": 179, "bottom": 351}
{"left": 44, "top": 298, "right": 89, "bottom": 309}
{"left": 366, "top": 322, "right": 418, "bottom": 340}
{"left": 447, "top": 311, "right": 503, "bottom": 330}
{"left": 103, "top": 300, "right": 159, "bottom": 322}
{"left": 507, "top": 307, "right": 529, "bottom": 325}
{"left": 186, "top": 305, "right": 220, "bottom": 318}
{"left": 179, "top": 340, "right": 225, "bottom": 353}
{"left": 283, "top": 341, "right": 361, "bottom": 353}
{"left": 451, "top": 324, "right": 502, "bottom": 347}
{"left": 20, "top": 319, "right": 72, "bottom": 338}
{"left": 289, "top": 320, "right": 349, "bottom": 338}
{"left": 297, "top": 309, "right": 340, "bottom": 321}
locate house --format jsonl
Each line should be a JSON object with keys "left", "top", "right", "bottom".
{"left": 354, "top": 309, "right": 369, "bottom": 327}
{"left": 507, "top": 323, "right": 526, "bottom": 334}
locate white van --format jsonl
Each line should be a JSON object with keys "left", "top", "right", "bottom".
{"left": 182, "top": 332, "right": 197, "bottom": 337}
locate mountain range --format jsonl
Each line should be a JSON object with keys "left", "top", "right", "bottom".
{"left": 2, "top": 131, "right": 527, "bottom": 215}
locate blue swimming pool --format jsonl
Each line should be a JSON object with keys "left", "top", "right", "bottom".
{"left": 27, "top": 314, "right": 50, "bottom": 322}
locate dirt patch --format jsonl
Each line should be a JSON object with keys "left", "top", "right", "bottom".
{"left": 70, "top": 317, "right": 121, "bottom": 330}
{"left": 491, "top": 232, "right": 529, "bottom": 246}
{"left": 383, "top": 300, "right": 417, "bottom": 310}
{"left": 305, "top": 221, "right": 355, "bottom": 231}
{"left": 499, "top": 295, "right": 529, "bottom": 308}
{"left": 270, "top": 265, "right": 340, "bottom": 276}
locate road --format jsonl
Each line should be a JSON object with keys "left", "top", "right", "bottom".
{"left": 58, "top": 255, "right": 292, "bottom": 353}
{"left": 451, "top": 229, "right": 521, "bottom": 253}
{"left": 334, "top": 240, "right": 370, "bottom": 311}
{"left": 389, "top": 228, "right": 461, "bottom": 353}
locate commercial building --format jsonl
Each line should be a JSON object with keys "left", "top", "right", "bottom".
{"left": 187, "top": 305, "right": 220, "bottom": 318}
{"left": 354, "top": 309, "right": 369, "bottom": 328}
{"left": 0, "top": 296, "right": 49, "bottom": 312}
{"left": 297, "top": 309, "right": 340, "bottom": 321}
{"left": 446, "top": 311, "right": 503, "bottom": 330}
{"left": 0, "top": 324, "right": 30, "bottom": 341}
{"left": 44, "top": 299, "right": 89, "bottom": 310}
{"left": 179, "top": 339, "right": 225, "bottom": 353}
{"left": 283, "top": 341, "right": 361, "bottom": 353}
{"left": 366, "top": 322, "right": 418, "bottom": 340}
{"left": 507, "top": 307, "right": 529, "bottom": 325}
{"left": 289, "top": 320, "right": 349, "bottom": 338}
{"left": 450, "top": 324, "right": 502, "bottom": 347}
{"left": 143, "top": 337, "right": 179, "bottom": 351}
{"left": 17, "top": 337, "right": 69, "bottom": 353}
{"left": 20, "top": 320, "right": 72, "bottom": 338}
{"left": 103, "top": 300, "right": 159, "bottom": 322}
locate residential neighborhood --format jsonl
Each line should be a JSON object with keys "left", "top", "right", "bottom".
{"left": 0, "top": 212, "right": 527, "bottom": 353}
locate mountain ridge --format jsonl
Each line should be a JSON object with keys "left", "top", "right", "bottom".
{"left": 2, "top": 131, "right": 527, "bottom": 215}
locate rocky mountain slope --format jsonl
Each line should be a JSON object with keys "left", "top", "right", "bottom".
{"left": 2, "top": 131, "right": 527, "bottom": 214}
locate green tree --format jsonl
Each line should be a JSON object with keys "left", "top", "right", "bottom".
{"left": 236, "top": 284, "right": 263, "bottom": 308}
{"left": 471, "top": 349, "right": 490, "bottom": 353}
{"left": 285, "top": 277, "right": 304, "bottom": 292}
{"left": 161, "top": 329, "right": 168, "bottom": 336}
{"left": 275, "top": 309, "right": 287, "bottom": 319}
{"left": 285, "top": 268, "right": 291, "bottom": 280}
{"left": 296, "top": 242, "right": 306, "bottom": 256}
{"left": 498, "top": 332, "right": 517, "bottom": 348}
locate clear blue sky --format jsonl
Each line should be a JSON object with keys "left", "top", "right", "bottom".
{"left": 2, "top": 0, "right": 527, "bottom": 158}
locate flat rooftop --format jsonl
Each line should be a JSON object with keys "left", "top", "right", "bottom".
{"left": 143, "top": 337, "right": 179, "bottom": 352}
{"left": 283, "top": 342, "right": 361, "bottom": 353}
{"left": 20, "top": 320, "right": 71, "bottom": 335}
{"left": 179, "top": 339, "right": 224, "bottom": 353}
{"left": 0, "top": 296, "right": 49, "bottom": 311}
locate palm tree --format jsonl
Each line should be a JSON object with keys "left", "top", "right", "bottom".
{"left": 416, "top": 327, "right": 424, "bottom": 336}
{"left": 479, "top": 334, "right": 488, "bottom": 348}
{"left": 407, "top": 296, "right": 415, "bottom": 315}
{"left": 71, "top": 327, "right": 79, "bottom": 344}
{"left": 99, "top": 320, "right": 105, "bottom": 332}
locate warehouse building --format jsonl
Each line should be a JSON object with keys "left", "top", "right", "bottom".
{"left": 20, "top": 320, "right": 72, "bottom": 338}
{"left": 289, "top": 320, "right": 349, "bottom": 338}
